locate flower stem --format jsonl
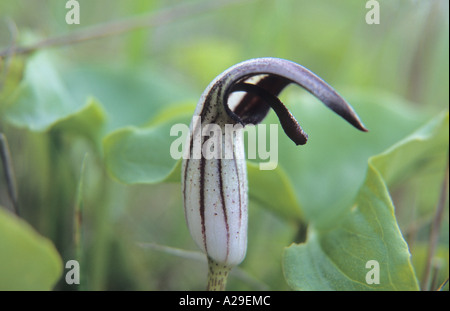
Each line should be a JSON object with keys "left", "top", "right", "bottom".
{"left": 207, "top": 257, "right": 231, "bottom": 291}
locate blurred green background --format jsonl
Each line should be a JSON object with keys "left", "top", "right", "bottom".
{"left": 0, "top": 0, "right": 448, "bottom": 290}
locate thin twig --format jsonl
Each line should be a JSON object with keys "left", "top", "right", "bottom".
{"left": 137, "top": 242, "right": 206, "bottom": 261}
{"left": 430, "top": 258, "right": 443, "bottom": 291}
{"left": 422, "top": 157, "right": 449, "bottom": 290}
{"left": 0, "top": 0, "right": 251, "bottom": 58}
{"left": 0, "top": 133, "right": 19, "bottom": 215}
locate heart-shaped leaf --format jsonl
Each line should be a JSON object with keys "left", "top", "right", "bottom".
{"left": 0, "top": 208, "right": 63, "bottom": 290}
{"left": 103, "top": 104, "right": 194, "bottom": 184}
{"left": 4, "top": 51, "right": 81, "bottom": 132}
{"left": 283, "top": 111, "right": 448, "bottom": 291}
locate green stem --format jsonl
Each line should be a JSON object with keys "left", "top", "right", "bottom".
{"left": 0, "top": 133, "right": 19, "bottom": 215}
{"left": 207, "top": 257, "right": 231, "bottom": 291}
{"left": 422, "top": 158, "right": 449, "bottom": 291}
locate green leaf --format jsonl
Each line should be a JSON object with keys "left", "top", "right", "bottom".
{"left": 283, "top": 165, "right": 419, "bottom": 290}
{"left": 64, "top": 64, "right": 197, "bottom": 133}
{"left": 4, "top": 51, "right": 82, "bottom": 132}
{"left": 247, "top": 161, "right": 303, "bottom": 223}
{"left": 103, "top": 104, "right": 194, "bottom": 184}
{"left": 283, "top": 111, "right": 448, "bottom": 291}
{"left": 3, "top": 51, "right": 196, "bottom": 137}
{"left": 51, "top": 97, "right": 107, "bottom": 143}
{"left": 370, "top": 111, "right": 449, "bottom": 186}
{"left": 0, "top": 208, "right": 63, "bottom": 290}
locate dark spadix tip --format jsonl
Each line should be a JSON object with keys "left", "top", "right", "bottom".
{"left": 344, "top": 114, "right": 369, "bottom": 132}
{"left": 359, "top": 123, "right": 369, "bottom": 132}
{"left": 336, "top": 104, "right": 369, "bottom": 133}
{"left": 231, "top": 82, "right": 308, "bottom": 146}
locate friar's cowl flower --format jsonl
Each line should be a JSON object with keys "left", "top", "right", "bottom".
{"left": 181, "top": 57, "right": 367, "bottom": 290}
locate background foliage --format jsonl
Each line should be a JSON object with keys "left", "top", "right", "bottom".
{"left": 0, "top": 0, "right": 448, "bottom": 290}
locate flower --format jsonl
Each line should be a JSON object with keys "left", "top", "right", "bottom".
{"left": 181, "top": 57, "right": 367, "bottom": 289}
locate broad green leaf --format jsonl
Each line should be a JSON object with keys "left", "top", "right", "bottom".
{"left": 247, "top": 161, "right": 303, "bottom": 223}
{"left": 3, "top": 50, "right": 196, "bottom": 136}
{"left": 104, "top": 125, "right": 180, "bottom": 184}
{"left": 4, "top": 51, "right": 82, "bottom": 132}
{"left": 370, "top": 111, "right": 449, "bottom": 186}
{"left": 283, "top": 112, "right": 448, "bottom": 291}
{"left": 103, "top": 105, "right": 193, "bottom": 184}
{"left": 0, "top": 208, "right": 63, "bottom": 290}
{"left": 51, "top": 97, "right": 107, "bottom": 143}
{"left": 64, "top": 64, "right": 197, "bottom": 133}
{"left": 0, "top": 50, "right": 107, "bottom": 141}
{"left": 283, "top": 166, "right": 419, "bottom": 290}
{"left": 370, "top": 111, "right": 449, "bottom": 219}
{"left": 163, "top": 159, "right": 183, "bottom": 183}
